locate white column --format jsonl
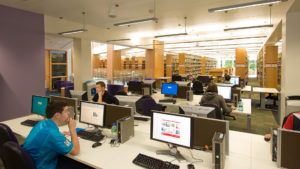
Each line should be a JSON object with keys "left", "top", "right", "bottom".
{"left": 281, "top": 1, "right": 300, "bottom": 124}
{"left": 73, "top": 38, "right": 92, "bottom": 90}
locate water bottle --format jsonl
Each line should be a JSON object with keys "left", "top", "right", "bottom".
{"left": 238, "top": 101, "right": 243, "bottom": 112}
{"left": 111, "top": 122, "right": 117, "bottom": 139}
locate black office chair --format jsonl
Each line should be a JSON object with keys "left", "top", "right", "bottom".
{"left": 136, "top": 95, "right": 166, "bottom": 116}
{"left": 266, "top": 93, "right": 278, "bottom": 109}
{"left": 201, "top": 103, "right": 224, "bottom": 120}
{"left": 192, "top": 80, "right": 204, "bottom": 95}
{"left": 0, "top": 123, "right": 19, "bottom": 167}
{"left": 2, "top": 141, "right": 36, "bottom": 169}
{"left": 115, "top": 90, "right": 127, "bottom": 96}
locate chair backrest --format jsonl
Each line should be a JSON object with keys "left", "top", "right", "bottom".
{"left": 142, "top": 97, "right": 159, "bottom": 116}
{"left": 192, "top": 80, "right": 204, "bottom": 95}
{"left": 115, "top": 90, "right": 127, "bottom": 96}
{"left": 144, "top": 78, "right": 154, "bottom": 80}
{"left": 107, "top": 84, "right": 124, "bottom": 96}
{"left": 0, "top": 123, "right": 18, "bottom": 157}
{"left": 200, "top": 103, "right": 223, "bottom": 120}
{"left": 172, "top": 75, "right": 182, "bottom": 82}
{"left": 2, "top": 141, "right": 36, "bottom": 169}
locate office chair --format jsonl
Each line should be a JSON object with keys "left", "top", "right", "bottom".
{"left": 107, "top": 84, "right": 124, "bottom": 96}
{"left": 200, "top": 103, "right": 224, "bottom": 120}
{"left": 266, "top": 93, "right": 278, "bottom": 109}
{"left": 136, "top": 96, "right": 166, "bottom": 116}
{"left": 115, "top": 90, "right": 127, "bottom": 96}
{"left": 0, "top": 123, "right": 18, "bottom": 157}
{"left": 2, "top": 141, "right": 36, "bottom": 169}
{"left": 192, "top": 80, "right": 204, "bottom": 95}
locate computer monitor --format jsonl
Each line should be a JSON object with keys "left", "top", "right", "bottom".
{"left": 50, "top": 96, "right": 77, "bottom": 119}
{"left": 80, "top": 101, "right": 105, "bottom": 127}
{"left": 217, "top": 85, "right": 232, "bottom": 100}
{"left": 87, "top": 83, "right": 97, "bottom": 101}
{"left": 197, "top": 75, "right": 212, "bottom": 84}
{"left": 161, "top": 83, "right": 178, "bottom": 96}
{"left": 128, "top": 80, "right": 143, "bottom": 94}
{"left": 230, "top": 76, "right": 240, "bottom": 86}
{"left": 105, "top": 104, "right": 132, "bottom": 128}
{"left": 151, "top": 111, "right": 192, "bottom": 161}
{"left": 70, "top": 90, "right": 88, "bottom": 105}
{"left": 31, "top": 95, "right": 49, "bottom": 116}
{"left": 293, "top": 113, "right": 300, "bottom": 131}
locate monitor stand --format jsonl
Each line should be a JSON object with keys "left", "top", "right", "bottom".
{"left": 85, "top": 125, "right": 103, "bottom": 135}
{"left": 156, "top": 144, "right": 187, "bottom": 162}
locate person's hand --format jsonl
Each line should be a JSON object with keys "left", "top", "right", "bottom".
{"left": 68, "top": 118, "right": 76, "bottom": 131}
{"left": 232, "top": 106, "right": 237, "bottom": 110}
{"left": 99, "top": 90, "right": 105, "bottom": 97}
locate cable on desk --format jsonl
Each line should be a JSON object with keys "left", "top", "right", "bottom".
{"left": 189, "top": 150, "right": 203, "bottom": 164}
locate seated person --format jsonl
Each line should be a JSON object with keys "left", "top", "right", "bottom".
{"left": 264, "top": 112, "right": 300, "bottom": 141}
{"left": 199, "top": 83, "right": 236, "bottom": 115}
{"left": 23, "top": 101, "right": 88, "bottom": 169}
{"left": 224, "top": 70, "right": 231, "bottom": 84}
{"left": 92, "top": 81, "right": 119, "bottom": 105}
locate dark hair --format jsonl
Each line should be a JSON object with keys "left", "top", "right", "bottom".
{"left": 96, "top": 81, "right": 106, "bottom": 88}
{"left": 225, "top": 74, "right": 231, "bottom": 81}
{"left": 206, "top": 83, "right": 218, "bottom": 93}
{"left": 46, "top": 101, "right": 67, "bottom": 119}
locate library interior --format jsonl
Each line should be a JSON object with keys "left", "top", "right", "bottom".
{"left": 1, "top": 0, "right": 300, "bottom": 169}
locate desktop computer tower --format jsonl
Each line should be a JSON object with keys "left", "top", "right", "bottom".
{"left": 212, "top": 132, "right": 226, "bottom": 169}
{"left": 117, "top": 116, "right": 134, "bottom": 144}
{"left": 186, "top": 90, "right": 193, "bottom": 101}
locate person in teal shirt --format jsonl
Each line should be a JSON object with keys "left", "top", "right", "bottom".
{"left": 23, "top": 101, "right": 82, "bottom": 169}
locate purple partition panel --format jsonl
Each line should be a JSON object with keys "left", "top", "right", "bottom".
{"left": 0, "top": 5, "right": 44, "bottom": 121}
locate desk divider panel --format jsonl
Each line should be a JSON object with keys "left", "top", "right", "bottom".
{"left": 193, "top": 117, "right": 229, "bottom": 155}
{"left": 278, "top": 129, "right": 300, "bottom": 169}
{"left": 176, "top": 86, "right": 191, "bottom": 99}
{"left": 105, "top": 104, "right": 132, "bottom": 128}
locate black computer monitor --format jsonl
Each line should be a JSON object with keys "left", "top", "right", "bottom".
{"left": 151, "top": 111, "right": 192, "bottom": 161}
{"left": 161, "top": 83, "right": 178, "bottom": 96}
{"left": 31, "top": 95, "right": 49, "bottom": 116}
{"left": 50, "top": 96, "right": 77, "bottom": 119}
{"left": 197, "top": 75, "right": 212, "bottom": 84}
{"left": 105, "top": 104, "right": 132, "bottom": 128}
{"left": 293, "top": 113, "right": 300, "bottom": 131}
{"left": 217, "top": 85, "right": 232, "bottom": 100}
{"left": 80, "top": 101, "right": 105, "bottom": 127}
{"left": 128, "top": 81, "right": 143, "bottom": 94}
{"left": 230, "top": 76, "right": 240, "bottom": 86}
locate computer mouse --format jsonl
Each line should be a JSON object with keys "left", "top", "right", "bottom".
{"left": 188, "top": 164, "right": 195, "bottom": 169}
{"left": 92, "top": 142, "right": 102, "bottom": 148}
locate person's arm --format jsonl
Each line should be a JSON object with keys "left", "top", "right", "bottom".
{"left": 68, "top": 118, "right": 80, "bottom": 155}
{"left": 219, "top": 95, "right": 232, "bottom": 114}
{"left": 112, "top": 96, "right": 119, "bottom": 105}
{"left": 97, "top": 90, "right": 106, "bottom": 104}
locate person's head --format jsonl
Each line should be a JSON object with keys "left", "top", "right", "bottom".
{"left": 206, "top": 83, "right": 218, "bottom": 93}
{"left": 225, "top": 74, "right": 231, "bottom": 81}
{"left": 96, "top": 81, "right": 106, "bottom": 93}
{"left": 46, "top": 101, "right": 69, "bottom": 123}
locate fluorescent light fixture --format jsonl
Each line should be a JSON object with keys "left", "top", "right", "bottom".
{"left": 106, "top": 39, "right": 131, "bottom": 43}
{"left": 114, "top": 17, "right": 158, "bottom": 26}
{"left": 208, "top": 0, "right": 288, "bottom": 13}
{"left": 154, "top": 33, "right": 188, "bottom": 38}
{"left": 58, "top": 29, "right": 87, "bottom": 35}
{"left": 224, "top": 24, "right": 273, "bottom": 31}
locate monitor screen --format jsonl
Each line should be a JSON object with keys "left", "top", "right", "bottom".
{"left": 151, "top": 111, "right": 192, "bottom": 148}
{"left": 230, "top": 76, "right": 239, "bottom": 85}
{"left": 31, "top": 95, "right": 49, "bottom": 116}
{"left": 217, "top": 85, "right": 232, "bottom": 99}
{"left": 161, "top": 83, "right": 178, "bottom": 96}
{"left": 80, "top": 101, "right": 105, "bottom": 127}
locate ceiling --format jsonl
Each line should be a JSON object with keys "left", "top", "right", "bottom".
{"left": 0, "top": 0, "right": 293, "bottom": 59}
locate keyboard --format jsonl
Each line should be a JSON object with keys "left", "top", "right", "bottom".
{"left": 133, "top": 153, "right": 179, "bottom": 169}
{"left": 21, "top": 119, "right": 40, "bottom": 127}
{"left": 159, "top": 99, "right": 176, "bottom": 104}
{"left": 134, "top": 116, "right": 150, "bottom": 121}
{"left": 77, "top": 130, "right": 104, "bottom": 142}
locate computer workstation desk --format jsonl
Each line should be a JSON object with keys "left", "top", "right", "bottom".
{"left": 152, "top": 92, "right": 252, "bottom": 132}
{"left": 2, "top": 115, "right": 277, "bottom": 169}
{"left": 252, "top": 87, "right": 279, "bottom": 109}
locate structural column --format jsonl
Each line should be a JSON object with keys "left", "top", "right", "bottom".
{"left": 73, "top": 38, "right": 92, "bottom": 90}
{"left": 107, "top": 44, "right": 121, "bottom": 83}
{"left": 235, "top": 48, "right": 248, "bottom": 80}
{"left": 145, "top": 40, "right": 164, "bottom": 78}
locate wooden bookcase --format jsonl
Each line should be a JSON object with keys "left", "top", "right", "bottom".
{"left": 45, "top": 50, "right": 68, "bottom": 91}
{"left": 235, "top": 48, "right": 248, "bottom": 80}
